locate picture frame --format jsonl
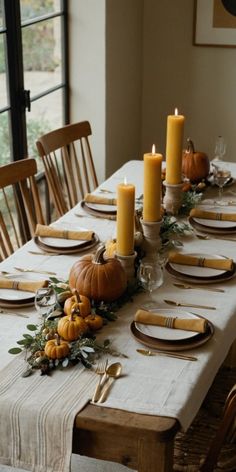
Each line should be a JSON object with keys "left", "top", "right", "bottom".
{"left": 194, "top": 0, "right": 236, "bottom": 47}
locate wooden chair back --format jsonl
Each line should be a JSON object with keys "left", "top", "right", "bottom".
{"left": 200, "top": 383, "right": 236, "bottom": 471}
{"left": 36, "top": 121, "right": 98, "bottom": 218}
{"left": 0, "top": 158, "right": 45, "bottom": 259}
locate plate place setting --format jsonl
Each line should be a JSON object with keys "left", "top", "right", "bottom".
{"left": 165, "top": 251, "right": 236, "bottom": 284}
{"left": 0, "top": 278, "right": 49, "bottom": 309}
{"left": 33, "top": 223, "right": 99, "bottom": 254}
{"left": 189, "top": 206, "right": 236, "bottom": 236}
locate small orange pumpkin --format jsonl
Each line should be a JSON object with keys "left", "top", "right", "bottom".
{"left": 105, "top": 239, "right": 117, "bottom": 258}
{"left": 57, "top": 313, "right": 87, "bottom": 341}
{"left": 44, "top": 336, "right": 70, "bottom": 359}
{"left": 64, "top": 289, "right": 91, "bottom": 318}
{"left": 84, "top": 314, "right": 103, "bottom": 331}
{"left": 182, "top": 138, "right": 210, "bottom": 183}
{"left": 69, "top": 244, "right": 127, "bottom": 302}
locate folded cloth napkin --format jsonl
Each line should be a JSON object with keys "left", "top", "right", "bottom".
{"left": 35, "top": 224, "right": 94, "bottom": 241}
{"left": 84, "top": 193, "right": 117, "bottom": 206}
{"left": 168, "top": 252, "right": 234, "bottom": 271}
{"left": 134, "top": 309, "right": 207, "bottom": 333}
{"left": 190, "top": 208, "right": 236, "bottom": 222}
{"left": 0, "top": 278, "right": 49, "bottom": 293}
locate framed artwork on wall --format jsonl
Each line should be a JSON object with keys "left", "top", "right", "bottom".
{"left": 194, "top": 0, "right": 236, "bottom": 46}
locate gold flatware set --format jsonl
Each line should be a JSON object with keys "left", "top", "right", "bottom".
{"left": 92, "top": 361, "right": 122, "bottom": 403}
{"left": 164, "top": 299, "right": 216, "bottom": 310}
{"left": 173, "top": 283, "right": 224, "bottom": 293}
{"left": 0, "top": 267, "right": 56, "bottom": 277}
{"left": 136, "top": 349, "right": 197, "bottom": 362}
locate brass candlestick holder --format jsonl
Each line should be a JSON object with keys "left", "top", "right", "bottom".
{"left": 163, "top": 180, "right": 183, "bottom": 215}
{"left": 115, "top": 251, "right": 137, "bottom": 282}
{"left": 140, "top": 218, "right": 163, "bottom": 261}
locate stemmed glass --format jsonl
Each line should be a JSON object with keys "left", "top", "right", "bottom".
{"left": 137, "top": 260, "right": 163, "bottom": 309}
{"left": 214, "top": 136, "right": 226, "bottom": 161}
{"left": 213, "top": 163, "right": 231, "bottom": 204}
{"left": 35, "top": 286, "right": 57, "bottom": 319}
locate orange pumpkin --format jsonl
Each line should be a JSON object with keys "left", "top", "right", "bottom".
{"left": 84, "top": 314, "right": 103, "bottom": 331}
{"left": 57, "top": 313, "right": 87, "bottom": 341}
{"left": 182, "top": 138, "right": 209, "bottom": 183}
{"left": 64, "top": 289, "right": 91, "bottom": 318}
{"left": 105, "top": 239, "right": 117, "bottom": 258}
{"left": 69, "top": 244, "right": 127, "bottom": 302}
{"left": 44, "top": 336, "right": 70, "bottom": 359}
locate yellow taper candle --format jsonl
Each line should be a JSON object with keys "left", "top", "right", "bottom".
{"left": 165, "top": 108, "right": 185, "bottom": 184}
{"left": 116, "top": 180, "right": 135, "bottom": 256}
{"left": 143, "top": 145, "right": 163, "bottom": 222}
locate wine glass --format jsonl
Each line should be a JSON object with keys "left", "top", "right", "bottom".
{"left": 214, "top": 136, "right": 226, "bottom": 162}
{"left": 35, "top": 286, "right": 57, "bottom": 319}
{"left": 138, "top": 260, "right": 163, "bottom": 309}
{"left": 213, "top": 164, "right": 231, "bottom": 204}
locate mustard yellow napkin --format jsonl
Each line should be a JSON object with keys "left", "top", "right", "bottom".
{"left": 35, "top": 224, "right": 94, "bottom": 241}
{"left": 169, "top": 252, "right": 233, "bottom": 271}
{"left": 134, "top": 309, "right": 207, "bottom": 333}
{"left": 84, "top": 193, "right": 117, "bottom": 206}
{"left": 0, "top": 279, "right": 49, "bottom": 293}
{"left": 190, "top": 208, "right": 236, "bottom": 222}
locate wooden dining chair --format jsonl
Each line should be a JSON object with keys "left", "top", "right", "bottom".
{"left": 0, "top": 158, "right": 45, "bottom": 259}
{"left": 200, "top": 383, "right": 236, "bottom": 471}
{"left": 36, "top": 121, "right": 99, "bottom": 218}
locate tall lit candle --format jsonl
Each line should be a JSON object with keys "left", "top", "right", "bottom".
{"left": 143, "top": 145, "right": 163, "bottom": 222}
{"left": 116, "top": 179, "right": 135, "bottom": 256}
{"left": 165, "top": 108, "right": 185, "bottom": 184}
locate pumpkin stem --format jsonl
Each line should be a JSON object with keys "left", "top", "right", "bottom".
{"left": 187, "top": 138, "right": 195, "bottom": 153}
{"left": 54, "top": 333, "right": 61, "bottom": 345}
{"left": 93, "top": 244, "right": 106, "bottom": 264}
{"left": 72, "top": 288, "right": 81, "bottom": 303}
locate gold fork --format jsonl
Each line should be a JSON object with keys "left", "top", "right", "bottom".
{"left": 13, "top": 266, "right": 56, "bottom": 275}
{"left": 92, "top": 359, "right": 108, "bottom": 402}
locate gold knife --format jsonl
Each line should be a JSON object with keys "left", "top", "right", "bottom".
{"left": 137, "top": 349, "right": 197, "bottom": 361}
{"left": 173, "top": 283, "right": 225, "bottom": 293}
{"left": 164, "top": 299, "right": 216, "bottom": 310}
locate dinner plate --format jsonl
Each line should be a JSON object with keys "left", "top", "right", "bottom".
{"left": 130, "top": 317, "right": 214, "bottom": 352}
{"left": 165, "top": 253, "right": 236, "bottom": 284}
{"left": 135, "top": 309, "right": 200, "bottom": 341}
{"left": 85, "top": 201, "right": 117, "bottom": 214}
{"left": 38, "top": 236, "right": 88, "bottom": 248}
{"left": 34, "top": 233, "right": 99, "bottom": 254}
{"left": 189, "top": 216, "right": 236, "bottom": 235}
{"left": 0, "top": 288, "right": 35, "bottom": 308}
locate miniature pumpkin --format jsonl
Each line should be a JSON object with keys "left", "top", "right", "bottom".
{"left": 182, "top": 138, "right": 210, "bottom": 183}
{"left": 44, "top": 336, "right": 70, "bottom": 359}
{"left": 57, "top": 313, "right": 87, "bottom": 341}
{"left": 84, "top": 314, "right": 103, "bottom": 331}
{"left": 64, "top": 289, "right": 91, "bottom": 318}
{"left": 69, "top": 244, "right": 127, "bottom": 302}
{"left": 105, "top": 239, "right": 117, "bottom": 258}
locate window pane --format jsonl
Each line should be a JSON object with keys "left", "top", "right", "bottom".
{"left": 0, "top": 112, "right": 11, "bottom": 165}
{"left": 20, "top": 0, "right": 61, "bottom": 22}
{"left": 0, "top": 33, "right": 8, "bottom": 109}
{"left": 22, "top": 17, "right": 62, "bottom": 96}
{"left": 26, "top": 88, "right": 63, "bottom": 169}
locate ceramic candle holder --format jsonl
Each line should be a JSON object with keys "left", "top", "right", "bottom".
{"left": 115, "top": 251, "right": 137, "bottom": 282}
{"left": 163, "top": 180, "right": 183, "bottom": 215}
{"left": 140, "top": 218, "right": 163, "bottom": 261}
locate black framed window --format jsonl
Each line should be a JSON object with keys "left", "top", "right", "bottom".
{"left": 0, "top": 0, "right": 68, "bottom": 167}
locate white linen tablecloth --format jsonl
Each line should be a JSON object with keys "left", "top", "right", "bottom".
{"left": 1, "top": 160, "right": 236, "bottom": 472}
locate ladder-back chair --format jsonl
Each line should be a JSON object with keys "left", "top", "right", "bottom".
{"left": 0, "top": 158, "right": 45, "bottom": 260}
{"left": 36, "top": 121, "right": 99, "bottom": 218}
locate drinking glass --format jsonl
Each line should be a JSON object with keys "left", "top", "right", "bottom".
{"left": 35, "top": 286, "right": 57, "bottom": 319}
{"left": 213, "top": 164, "right": 231, "bottom": 204}
{"left": 138, "top": 260, "right": 163, "bottom": 308}
{"left": 214, "top": 136, "right": 226, "bottom": 161}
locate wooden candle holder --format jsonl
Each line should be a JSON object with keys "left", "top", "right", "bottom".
{"left": 115, "top": 251, "right": 137, "bottom": 282}
{"left": 140, "top": 218, "right": 163, "bottom": 261}
{"left": 163, "top": 180, "right": 183, "bottom": 215}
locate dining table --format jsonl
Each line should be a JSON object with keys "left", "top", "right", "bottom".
{"left": 0, "top": 159, "right": 236, "bottom": 472}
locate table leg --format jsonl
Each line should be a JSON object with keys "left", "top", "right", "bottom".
{"left": 137, "top": 437, "right": 174, "bottom": 472}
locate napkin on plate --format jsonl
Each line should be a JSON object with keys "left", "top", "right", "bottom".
{"left": 0, "top": 278, "right": 49, "bottom": 293}
{"left": 134, "top": 309, "right": 207, "bottom": 333}
{"left": 168, "top": 252, "right": 233, "bottom": 271}
{"left": 84, "top": 193, "right": 117, "bottom": 206}
{"left": 190, "top": 208, "right": 236, "bottom": 222}
{"left": 35, "top": 224, "right": 94, "bottom": 241}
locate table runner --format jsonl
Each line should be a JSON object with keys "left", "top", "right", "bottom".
{"left": 1, "top": 160, "right": 236, "bottom": 471}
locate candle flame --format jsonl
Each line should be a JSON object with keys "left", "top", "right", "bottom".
{"left": 174, "top": 108, "right": 178, "bottom": 116}
{"left": 124, "top": 176, "right": 127, "bottom": 185}
{"left": 151, "top": 144, "right": 156, "bottom": 154}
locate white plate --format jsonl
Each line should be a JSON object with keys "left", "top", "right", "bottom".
{"left": 170, "top": 253, "right": 227, "bottom": 278}
{"left": 135, "top": 309, "right": 199, "bottom": 341}
{"left": 39, "top": 236, "right": 86, "bottom": 248}
{"left": 85, "top": 202, "right": 117, "bottom": 213}
{"left": 194, "top": 217, "right": 236, "bottom": 230}
{"left": 0, "top": 288, "right": 34, "bottom": 302}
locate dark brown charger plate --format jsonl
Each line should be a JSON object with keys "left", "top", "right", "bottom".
{"left": 130, "top": 318, "right": 214, "bottom": 352}
{"left": 165, "top": 258, "right": 236, "bottom": 285}
{"left": 0, "top": 292, "right": 35, "bottom": 308}
{"left": 34, "top": 233, "right": 99, "bottom": 254}
{"left": 189, "top": 216, "right": 236, "bottom": 235}
{"left": 81, "top": 200, "right": 117, "bottom": 217}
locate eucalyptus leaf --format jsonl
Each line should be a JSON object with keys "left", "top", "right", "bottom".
{"left": 23, "top": 333, "right": 33, "bottom": 340}
{"left": 81, "top": 346, "right": 95, "bottom": 353}
{"left": 21, "top": 368, "right": 33, "bottom": 378}
{"left": 8, "top": 347, "right": 22, "bottom": 355}
{"left": 26, "top": 324, "right": 38, "bottom": 331}
{"left": 62, "top": 358, "right": 69, "bottom": 368}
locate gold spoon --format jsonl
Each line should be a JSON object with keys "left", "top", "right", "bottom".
{"left": 164, "top": 299, "right": 216, "bottom": 310}
{"left": 14, "top": 267, "right": 56, "bottom": 275}
{"left": 97, "top": 362, "right": 122, "bottom": 403}
{"left": 173, "top": 283, "right": 225, "bottom": 293}
{"left": 137, "top": 349, "right": 197, "bottom": 362}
